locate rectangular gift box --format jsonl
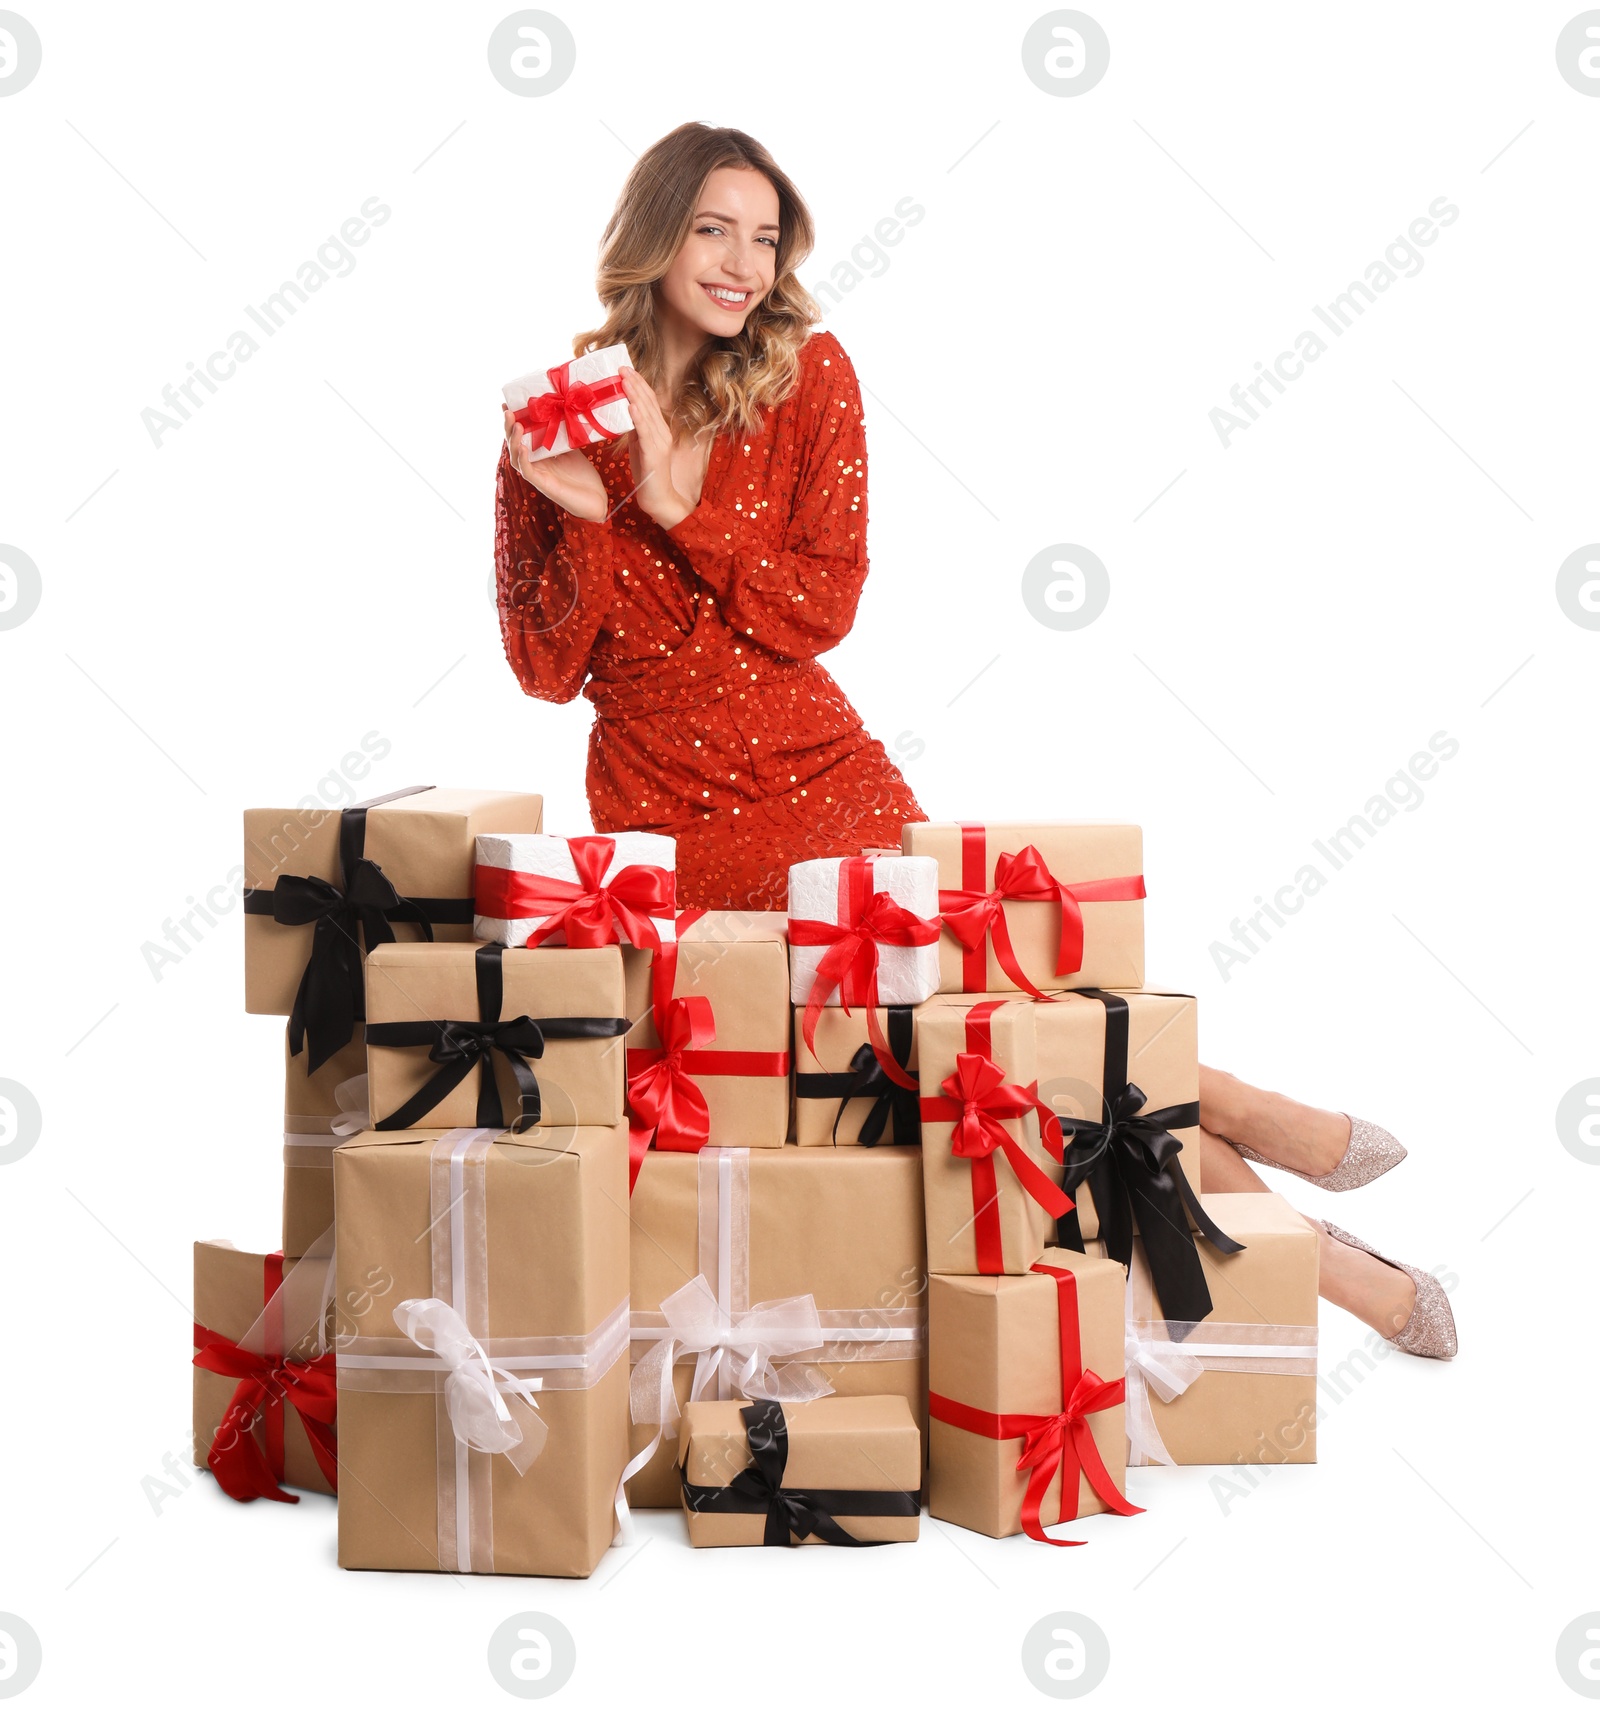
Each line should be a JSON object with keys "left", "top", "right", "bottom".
{"left": 474, "top": 830, "right": 676, "bottom": 949}
{"left": 902, "top": 821, "right": 1145, "bottom": 995}
{"left": 793, "top": 1004, "right": 920, "bottom": 1146}
{"left": 1092, "top": 1193, "right": 1319, "bottom": 1467}
{"left": 918, "top": 999, "right": 1067, "bottom": 1276}
{"left": 678, "top": 1395, "right": 922, "bottom": 1546}
{"left": 627, "top": 1145, "right": 928, "bottom": 1508}
{"left": 929, "top": 1248, "right": 1132, "bottom": 1541}
{"left": 281, "top": 1022, "right": 367, "bottom": 1257}
{"left": 502, "top": 344, "right": 634, "bottom": 463}
{"left": 364, "top": 941, "right": 628, "bottom": 1130}
{"left": 788, "top": 854, "right": 941, "bottom": 1010}
{"left": 334, "top": 1123, "right": 632, "bottom": 1576}
{"left": 244, "top": 785, "right": 544, "bottom": 1031}
{"left": 622, "top": 911, "right": 791, "bottom": 1159}
{"left": 193, "top": 1239, "right": 337, "bottom": 1500}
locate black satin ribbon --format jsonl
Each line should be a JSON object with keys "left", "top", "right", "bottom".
{"left": 366, "top": 942, "right": 629, "bottom": 1133}
{"left": 678, "top": 1400, "right": 918, "bottom": 1547}
{"left": 1053, "top": 988, "right": 1244, "bottom": 1328}
{"left": 792, "top": 1006, "right": 919, "bottom": 1145}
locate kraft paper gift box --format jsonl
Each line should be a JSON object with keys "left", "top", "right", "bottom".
{"left": 794, "top": 1004, "right": 920, "bottom": 1146}
{"left": 281, "top": 1022, "right": 367, "bottom": 1257}
{"left": 788, "top": 853, "right": 941, "bottom": 1012}
{"left": 244, "top": 785, "right": 544, "bottom": 1070}
{"left": 364, "top": 941, "right": 628, "bottom": 1131}
{"left": 928, "top": 1248, "right": 1139, "bottom": 1543}
{"left": 1093, "top": 1193, "right": 1319, "bottom": 1467}
{"left": 502, "top": 344, "right": 634, "bottom": 464}
{"left": 192, "top": 1237, "right": 337, "bottom": 1502}
{"left": 678, "top": 1396, "right": 921, "bottom": 1546}
{"left": 334, "top": 1122, "right": 632, "bottom": 1577}
{"left": 917, "top": 999, "right": 1070, "bottom": 1276}
{"left": 622, "top": 911, "right": 792, "bottom": 1176}
{"left": 474, "top": 830, "right": 676, "bottom": 949}
{"left": 901, "top": 822, "right": 1145, "bottom": 996}
{"left": 626, "top": 1145, "right": 929, "bottom": 1508}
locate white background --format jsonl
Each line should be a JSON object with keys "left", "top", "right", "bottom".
{"left": 3, "top": 1, "right": 1597, "bottom": 1704}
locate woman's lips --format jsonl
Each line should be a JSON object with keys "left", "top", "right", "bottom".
{"left": 701, "top": 283, "right": 750, "bottom": 311}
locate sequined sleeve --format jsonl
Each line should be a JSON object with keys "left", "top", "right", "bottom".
{"left": 494, "top": 445, "right": 616, "bottom": 704}
{"left": 664, "top": 334, "right": 868, "bottom": 661}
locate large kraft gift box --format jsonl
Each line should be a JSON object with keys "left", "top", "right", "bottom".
{"left": 281, "top": 1022, "right": 366, "bottom": 1257}
{"left": 1092, "top": 1192, "right": 1319, "bottom": 1467}
{"left": 364, "top": 942, "right": 628, "bottom": 1130}
{"left": 627, "top": 1146, "right": 928, "bottom": 1508}
{"left": 793, "top": 1004, "right": 920, "bottom": 1147}
{"left": 193, "top": 1240, "right": 337, "bottom": 1500}
{"left": 918, "top": 999, "right": 1069, "bottom": 1276}
{"left": 243, "top": 785, "right": 543, "bottom": 1039}
{"left": 928, "top": 1247, "right": 1136, "bottom": 1542}
{"left": 678, "top": 1395, "right": 921, "bottom": 1546}
{"left": 622, "top": 911, "right": 792, "bottom": 1161}
{"left": 902, "top": 821, "right": 1144, "bottom": 996}
{"left": 334, "top": 1123, "right": 631, "bottom": 1577}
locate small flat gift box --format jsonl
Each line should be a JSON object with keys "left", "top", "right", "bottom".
{"left": 281, "top": 1021, "right": 366, "bottom": 1257}
{"left": 364, "top": 941, "right": 629, "bottom": 1131}
{"left": 503, "top": 344, "right": 634, "bottom": 464}
{"left": 902, "top": 821, "right": 1145, "bottom": 996}
{"left": 793, "top": 1004, "right": 920, "bottom": 1146}
{"left": 474, "top": 830, "right": 676, "bottom": 950}
{"left": 678, "top": 1396, "right": 921, "bottom": 1546}
{"left": 787, "top": 854, "right": 941, "bottom": 1011}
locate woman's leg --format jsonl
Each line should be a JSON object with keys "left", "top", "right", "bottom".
{"left": 1198, "top": 1064, "right": 1353, "bottom": 1177}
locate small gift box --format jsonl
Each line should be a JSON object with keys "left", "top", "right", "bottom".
{"left": 902, "top": 821, "right": 1145, "bottom": 996}
{"left": 917, "top": 999, "right": 1070, "bottom": 1276}
{"left": 679, "top": 1396, "right": 921, "bottom": 1546}
{"left": 192, "top": 1236, "right": 337, "bottom": 1502}
{"left": 929, "top": 1248, "right": 1139, "bottom": 1543}
{"left": 244, "top": 785, "right": 543, "bottom": 1070}
{"left": 788, "top": 854, "right": 940, "bottom": 1011}
{"left": 363, "top": 941, "right": 628, "bottom": 1131}
{"left": 474, "top": 831, "right": 676, "bottom": 950}
{"left": 623, "top": 910, "right": 791, "bottom": 1183}
{"left": 281, "top": 1022, "right": 366, "bottom": 1257}
{"left": 334, "top": 1123, "right": 632, "bottom": 1577}
{"left": 793, "top": 1004, "right": 920, "bottom": 1146}
{"left": 1094, "top": 1193, "right": 1319, "bottom": 1467}
{"left": 502, "top": 344, "right": 634, "bottom": 463}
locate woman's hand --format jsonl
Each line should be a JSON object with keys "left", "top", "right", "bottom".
{"left": 620, "top": 367, "right": 693, "bottom": 531}
{"left": 502, "top": 404, "right": 610, "bottom": 523}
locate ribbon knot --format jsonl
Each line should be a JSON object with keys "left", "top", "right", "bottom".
{"left": 476, "top": 835, "right": 675, "bottom": 952}
{"left": 512, "top": 360, "right": 628, "bottom": 453}
{"left": 192, "top": 1332, "right": 338, "bottom": 1503}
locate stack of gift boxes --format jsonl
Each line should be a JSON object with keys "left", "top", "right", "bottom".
{"left": 191, "top": 784, "right": 1320, "bottom": 1575}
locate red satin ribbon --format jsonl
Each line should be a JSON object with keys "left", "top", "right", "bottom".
{"left": 938, "top": 824, "right": 1147, "bottom": 997}
{"left": 624, "top": 907, "right": 791, "bottom": 1191}
{"left": 918, "top": 1001, "right": 1070, "bottom": 1273}
{"left": 192, "top": 1251, "right": 337, "bottom": 1504}
{"left": 927, "top": 1263, "right": 1141, "bottom": 1545}
{"left": 788, "top": 857, "right": 940, "bottom": 1091}
{"left": 474, "top": 835, "right": 674, "bottom": 951}
{"left": 511, "top": 360, "right": 628, "bottom": 452}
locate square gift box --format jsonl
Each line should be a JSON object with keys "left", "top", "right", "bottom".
{"left": 502, "top": 344, "right": 634, "bottom": 463}
{"left": 788, "top": 853, "right": 941, "bottom": 1012}
{"left": 474, "top": 831, "right": 676, "bottom": 950}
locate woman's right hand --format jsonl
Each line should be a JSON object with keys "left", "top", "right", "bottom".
{"left": 503, "top": 404, "right": 610, "bottom": 522}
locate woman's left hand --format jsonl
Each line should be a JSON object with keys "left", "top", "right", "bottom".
{"left": 620, "top": 367, "right": 692, "bottom": 530}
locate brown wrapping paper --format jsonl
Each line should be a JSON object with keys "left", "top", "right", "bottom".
{"left": 928, "top": 1247, "right": 1127, "bottom": 1539}
{"left": 627, "top": 1146, "right": 928, "bottom": 1508}
{"left": 334, "top": 1123, "right": 631, "bottom": 1577}
{"left": 364, "top": 942, "right": 626, "bottom": 1129}
{"left": 918, "top": 999, "right": 1062, "bottom": 1275}
{"left": 281, "top": 1022, "right": 366, "bottom": 1257}
{"left": 678, "top": 1395, "right": 921, "bottom": 1546}
{"left": 793, "top": 1005, "right": 919, "bottom": 1146}
{"left": 901, "top": 821, "right": 1144, "bottom": 994}
{"left": 622, "top": 911, "right": 791, "bottom": 1150}
{"left": 244, "top": 785, "right": 543, "bottom": 1015}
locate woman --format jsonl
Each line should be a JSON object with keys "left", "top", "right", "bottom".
{"left": 494, "top": 122, "right": 1455, "bottom": 1361}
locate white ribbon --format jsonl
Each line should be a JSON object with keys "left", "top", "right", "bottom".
{"left": 329, "top": 1073, "right": 371, "bottom": 1137}
{"left": 1123, "top": 1321, "right": 1205, "bottom": 1468}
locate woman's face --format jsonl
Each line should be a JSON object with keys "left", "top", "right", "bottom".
{"left": 657, "top": 166, "right": 780, "bottom": 340}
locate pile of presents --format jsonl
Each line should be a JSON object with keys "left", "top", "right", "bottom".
{"left": 191, "top": 785, "right": 1319, "bottom": 1575}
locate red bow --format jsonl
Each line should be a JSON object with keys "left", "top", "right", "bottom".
{"left": 939, "top": 826, "right": 1147, "bottom": 997}
{"left": 788, "top": 857, "right": 940, "bottom": 1091}
{"left": 511, "top": 360, "right": 628, "bottom": 453}
{"left": 474, "top": 835, "right": 674, "bottom": 951}
{"left": 192, "top": 1325, "right": 338, "bottom": 1503}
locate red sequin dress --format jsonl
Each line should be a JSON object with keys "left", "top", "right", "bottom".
{"left": 494, "top": 329, "right": 924, "bottom": 910}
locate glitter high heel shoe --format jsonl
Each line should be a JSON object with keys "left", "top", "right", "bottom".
{"left": 1320, "top": 1222, "right": 1458, "bottom": 1359}
{"left": 1231, "top": 1115, "right": 1406, "bottom": 1191}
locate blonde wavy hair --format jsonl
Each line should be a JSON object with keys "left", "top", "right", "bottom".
{"left": 574, "top": 122, "right": 821, "bottom": 442}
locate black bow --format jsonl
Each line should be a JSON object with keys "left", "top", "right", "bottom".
{"left": 679, "top": 1399, "right": 918, "bottom": 1547}
{"left": 793, "top": 1006, "right": 920, "bottom": 1145}
{"left": 1053, "top": 990, "right": 1244, "bottom": 1328}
